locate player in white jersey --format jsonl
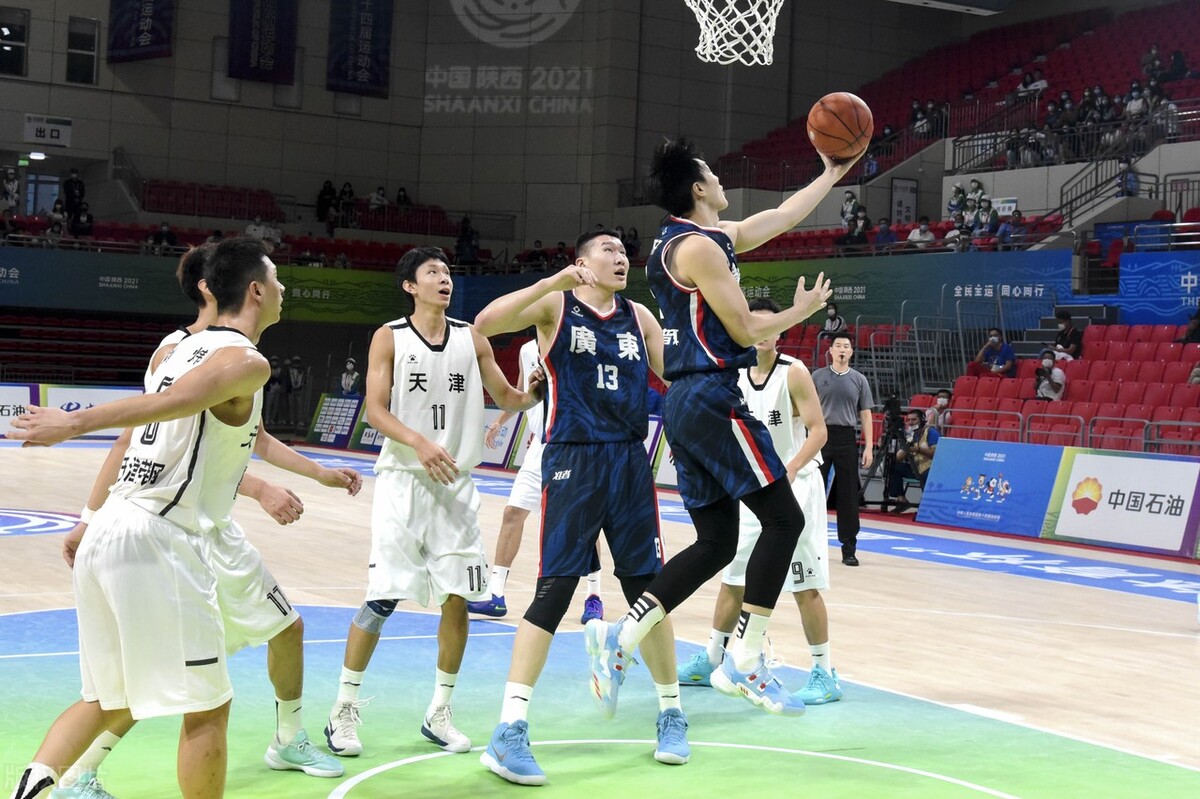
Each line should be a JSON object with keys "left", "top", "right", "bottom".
{"left": 676, "top": 297, "right": 842, "bottom": 705}
{"left": 326, "top": 247, "right": 543, "bottom": 759}
{"left": 8, "top": 238, "right": 287, "bottom": 799}
{"left": 469, "top": 338, "right": 606, "bottom": 622}
{"left": 46, "top": 246, "right": 359, "bottom": 799}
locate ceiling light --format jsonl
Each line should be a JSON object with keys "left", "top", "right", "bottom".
{"left": 29, "top": 152, "right": 45, "bottom": 160}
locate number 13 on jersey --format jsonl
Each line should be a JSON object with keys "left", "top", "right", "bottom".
{"left": 596, "top": 364, "right": 619, "bottom": 390}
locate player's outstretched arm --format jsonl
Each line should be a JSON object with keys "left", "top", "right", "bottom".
{"left": 785, "top": 362, "right": 828, "bottom": 483}
{"left": 239, "top": 472, "right": 305, "bottom": 525}
{"left": 633, "top": 303, "right": 668, "bottom": 382}
{"left": 473, "top": 266, "right": 596, "bottom": 337}
{"left": 723, "top": 151, "right": 864, "bottom": 253}
{"left": 252, "top": 425, "right": 362, "bottom": 495}
{"left": 10, "top": 348, "right": 269, "bottom": 446}
{"left": 471, "top": 326, "right": 541, "bottom": 412}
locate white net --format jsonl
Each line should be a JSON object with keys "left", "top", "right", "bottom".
{"left": 684, "top": 0, "right": 786, "bottom": 66}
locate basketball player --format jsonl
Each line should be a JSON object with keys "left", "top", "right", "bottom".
{"left": 585, "top": 137, "right": 851, "bottom": 717}
{"left": 325, "top": 247, "right": 543, "bottom": 759}
{"left": 50, "top": 245, "right": 359, "bottom": 798}
{"left": 8, "top": 238, "right": 288, "bottom": 799}
{"left": 473, "top": 230, "right": 684, "bottom": 786}
{"left": 470, "top": 337, "right": 605, "bottom": 623}
{"left": 677, "top": 298, "right": 842, "bottom": 705}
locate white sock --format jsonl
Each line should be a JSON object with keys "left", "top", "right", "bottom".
{"left": 500, "top": 681, "right": 534, "bottom": 724}
{"left": 430, "top": 668, "right": 457, "bottom": 712}
{"left": 490, "top": 565, "right": 510, "bottom": 598}
{"left": 655, "top": 682, "right": 682, "bottom": 712}
{"left": 729, "top": 610, "right": 770, "bottom": 672}
{"left": 617, "top": 596, "right": 665, "bottom": 651}
{"left": 10, "top": 763, "right": 57, "bottom": 799}
{"left": 586, "top": 569, "right": 601, "bottom": 598}
{"left": 335, "top": 666, "right": 364, "bottom": 706}
{"left": 276, "top": 697, "right": 303, "bottom": 744}
{"left": 59, "top": 731, "right": 120, "bottom": 787}
{"left": 705, "top": 629, "right": 732, "bottom": 666}
{"left": 810, "top": 642, "right": 832, "bottom": 673}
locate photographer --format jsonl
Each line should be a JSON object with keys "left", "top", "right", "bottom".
{"left": 886, "top": 409, "right": 939, "bottom": 513}
{"left": 1034, "top": 348, "right": 1066, "bottom": 400}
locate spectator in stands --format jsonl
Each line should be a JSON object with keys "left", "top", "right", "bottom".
{"left": 1044, "top": 99, "right": 1062, "bottom": 129}
{"left": 996, "top": 210, "right": 1027, "bottom": 251}
{"left": 946, "top": 183, "right": 966, "bottom": 216}
{"left": 1189, "top": 362, "right": 1200, "bottom": 385}
{"left": 1, "top": 169, "right": 18, "bottom": 214}
{"left": 859, "top": 150, "right": 880, "bottom": 183}
{"left": 245, "top": 214, "right": 268, "bottom": 240}
{"left": 1020, "top": 127, "right": 1043, "bottom": 167}
{"left": 966, "top": 178, "right": 985, "bottom": 204}
{"left": 912, "top": 110, "right": 930, "bottom": 139}
{"left": 286, "top": 355, "right": 307, "bottom": 427}
{"left": 1028, "top": 69, "right": 1048, "bottom": 93}
{"left": 873, "top": 218, "right": 897, "bottom": 250}
{"left": 205, "top": 229, "right": 224, "bottom": 244}
{"left": 455, "top": 219, "right": 479, "bottom": 266}
{"left": 48, "top": 198, "right": 67, "bottom": 228}
{"left": 967, "top": 328, "right": 1016, "bottom": 378}
{"left": 886, "top": 408, "right": 939, "bottom": 514}
{"left": 1052, "top": 309, "right": 1083, "bottom": 358}
{"left": 332, "top": 252, "right": 350, "bottom": 269}
{"left": 819, "top": 302, "right": 847, "bottom": 340}
{"left": 961, "top": 196, "right": 979, "bottom": 230}
{"left": 942, "top": 212, "right": 970, "bottom": 252}
{"left": 837, "top": 208, "right": 871, "bottom": 252}
{"left": 70, "top": 202, "right": 94, "bottom": 238}
{"left": 926, "top": 388, "right": 952, "bottom": 431}
{"left": 42, "top": 221, "right": 64, "bottom": 246}
{"left": 62, "top": 168, "right": 85, "bottom": 221}
{"left": 396, "top": 186, "right": 411, "bottom": 206}
{"left": 316, "top": 180, "right": 337, "bottom": 222}
{"left": 265, "top": 355, "right": 286, "bottom": 426}
{"left": 909, "top": 98, "right": 923, "bottom": 126}
{"left": 549, "top": 240, "right": 570, "bottom": 270}
{"left": 623, "top": 226, "right": 640, "bottom": 258}
{"left": 337, "top": 182, "right": 356, "bottom": 226}
{"left": 1179, "top": 314, "right": 1200, "bottom": 344}
{"left": 296, "top": 249, "right": 326, "bottom": 267}
{"left": 369, "top": 185, "right": 387, "bottom": 213}
{"left": 840, "top": 190, "right": 861, "bottom": 228}
{"left": 1098, "top": 92, "right": 1120, "bottom": 124}
{"left": 1033, "top": 349, "right": 1066, "bottom": 400}
{"left": 336, "top": 357, "right": 363, "bottom": 397}
{"left": 906, "top": 216, "right": 936, "bottom": 249}
{"left": 1004, "top": 128, "right": 1023, "bottom": 169}
{"left": 972, "top": 196, "right": 1000, "bottom": 237}
{"left": 1114, "top": 158, "right": 1139, "bottom": 197}
{"left": 1140, "top": 43, "right": 1160, "bottom": 76}
{"left": 1015, "top": 73, "right": 1038, "bottom": 98}
{"left": 925, "top": 99, "right": 947, "bottom": 138}
{"left": 145, "top": 221, "right": 178, "bottom": 255}
{"left": 527, "top": 239, "right": 549, "bottom": 267}
{"left": 1123, "top": 88, "right": 1149, "bottom": 121}
{"left": 872, "top": 124, "right": 896, "bottom": 156}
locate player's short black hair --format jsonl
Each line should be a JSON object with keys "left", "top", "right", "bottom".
{"left": 175, "top": 243, "right": 215, "bottom": 309}
{"left": 203, "top": 237, "right": 270, "bottom": 314}
{"left": 647, "top": 137, "right": 706, "bottom": 217}
{"left": 395, "top": 246, "right": 448, "bottom": 314}
{"left": 575, "top": 229, "right": 622, "bottom": 259}
{"left": 830, "top": 331, "right": 853, "bottom": 346}
{"left": 748, "top": 297, "right": 780, "bottom": 313}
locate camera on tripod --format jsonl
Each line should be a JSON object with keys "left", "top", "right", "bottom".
{"left": 882, "top": 394, "right": 905, "bottom": 435}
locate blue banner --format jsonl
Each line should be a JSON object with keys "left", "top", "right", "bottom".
{"left": 228, "top": 0, "right": 298, "bottom": 84}
{"left": 107, "top": 0, "right": 175, "bottom": 62}
{"left": 916, "top": 438, "right": 1063, "bottom": 537}
{"left": 326, "top": 0, "right": 394, "bottom": 98}
{"left": 1112, "top": 251, "right": 1200, "bottom": 324}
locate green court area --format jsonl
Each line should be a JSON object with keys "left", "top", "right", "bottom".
{"left": 3, "top": 607, "right": 1196, "bottom": 798}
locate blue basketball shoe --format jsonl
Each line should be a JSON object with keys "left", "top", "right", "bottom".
{"left": 677, "top": 650, "right": 716, "bottom": 687}
{"left": 711, "top": 653, "right": 806, "bottom": 716}
{"left": 654, "top": 709, "right": 691, "bottom": 765}
{"left": 481, "top": 721, "right": 546, "bottom": 786}
{"left": 580, "top": 594, "right": 604, "bottom": 624}
{"left": 584, "top": 618, "right": 637, "bottom": 718}
{"left": 467, "top": 594, "right": 507, "bottom": 617}
{"left": 795, "top": 665, "right": 843, "bottom": 705}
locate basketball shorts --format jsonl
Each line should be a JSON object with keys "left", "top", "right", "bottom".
{"left": 203, "top": 520, "right": 300, "bottom": 655}
{"left": 723, "top": 465, "right": 829, "bottom": 592}
{"left": 540, "top": 440, "right": 663, "bottom": 578}
{"left": 507, "top": 437, "right": 543, "bottom": 512}
{"left": 367, "top": 469, "right": 489, "bottom": 607}
{"left": 663, "top": 371, "right": 785, "bottom": 509}
{"left": 74, "top": 496, "right": 232, "bottom": 720}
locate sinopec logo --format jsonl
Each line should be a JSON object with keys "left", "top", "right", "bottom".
{"left": 451, "top": 0, "right": 582, "bottom": 48}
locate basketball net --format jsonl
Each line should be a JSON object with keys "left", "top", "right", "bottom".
{"left": 685, "top": 0, "right": 785, "bottom": 66}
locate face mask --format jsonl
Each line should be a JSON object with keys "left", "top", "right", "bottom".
{"left": 989, "top": 336, "right": 1000, "bottom": 344}
{"left": 828, "top": 309, "right": 837, "bottom": 318}
{"left": 345, "top": 363, "right": 354, "bottom": 370}
{"left": 1042, "top": 359, "right": 1054, "bottom": 369}
{"left": 1057, "top": 323, "right": 1066, "bottom": 330}
{"left": 936, "top": 397, "right": 948, "bottom": 408}
{"left": 920, "top": 225, "right": 929, "bottom": 232}
{"left": 905, "top": 423, "right": 918, "bottom": 432}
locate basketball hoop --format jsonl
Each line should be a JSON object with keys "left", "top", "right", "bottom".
{"left": 685, "top": 0, "right": 785, "bottom": 66}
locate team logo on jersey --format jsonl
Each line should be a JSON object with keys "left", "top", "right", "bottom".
{"left": 0, "top": 509, "right": 80, "bottom": 537}
{"left": 408, "top": 354, "right": 419, "bottom": 364}
{"left": 571, "top": 305, "right": 583, "bottom": 317}
{"left": 450, "top": 0, "right": 582, "bottom": 48}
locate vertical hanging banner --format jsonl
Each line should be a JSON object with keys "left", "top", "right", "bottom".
{"left": 326, "top": 0, "right": 394, "bottom": 98}
{"left": 107, "top": 0, "right": 175, "bottom": 62}
{"left": 228, "top": 0, "right": 298, "bottom": 84}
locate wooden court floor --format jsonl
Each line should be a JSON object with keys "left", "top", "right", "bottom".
{"left": 2, "top": 442, "right": 1198, "bottom": 778}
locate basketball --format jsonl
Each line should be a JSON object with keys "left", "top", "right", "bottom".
{"left": 806, "top": 92, "right": 874, "bottom": 161}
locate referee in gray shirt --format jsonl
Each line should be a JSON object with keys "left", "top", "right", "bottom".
{"left": 812, "top": 332, "right": 874, "bottom": 566}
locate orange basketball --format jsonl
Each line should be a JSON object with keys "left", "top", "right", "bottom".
{"left": 807, "top": 92, "right": 874, "bottom": 161}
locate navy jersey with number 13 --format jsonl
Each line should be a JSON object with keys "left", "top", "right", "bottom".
{"left": 542, "top": 291, "right": 648, "bottom": 444}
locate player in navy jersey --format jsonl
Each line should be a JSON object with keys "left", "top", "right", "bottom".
{"left": 585, "top": 136, "right": 856, "bottom": 718}
{"left": 473, "top": 231, "right": 686, "bottom": 785}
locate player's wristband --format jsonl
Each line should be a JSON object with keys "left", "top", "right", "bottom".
{"left": 79, "top": 507, "right": 96, "bottom": 524}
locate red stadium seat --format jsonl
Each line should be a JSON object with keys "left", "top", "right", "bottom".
{"left": 1116, "top": 381, "right": 1146, "bottom": 405}
{"left": 1127, "top": 325, "right": 1154, "bottom": 344}
{"left": 1063, "top": 360, "right": 1090, "bottom": 381}
{"left": 1125, "top": 403, "right": 1154, "bottom": 423}
{"left": 1018, "top": 377, "right": 1036, "bottom": 398}
{"left": 1150, "top": 325, "right": 1179, "bottom": 344}
{"left": 953, "top": 375, "right": 978, "bottom": 397}
{"left": 1111, "top": 361, "right": 1140, "bottom": 383}
{"left": 1170, "top": 383, "right": 1200, "bottom": 408}
{"left": 1080, "top": 324, "right": 1106, "bottom": 344}
{"left": 1082, "top": 341, "right": 1107, "bottom": 361}
{"left": 1105, "top": 341, "right": 1132, "bottom": 361}
{"left": 1017, "top": 359, "right": 1041, "bottom": 380}
{"left": 1141, "top": 379, "right": 1170, "bottom": 405}
{"left": 909, "top": 393, "right": 935, "bottom": 409}
{"left": 1065, "top": 379, "right": 1092, "bottom": 403}
{"left": 1185, "top": 343, "right": 1200, "bottom": 363}
{"left": 1130, "top": 341, "right": 1157, "bottom": 362}
{"left": 1071, "top": 401, "right": 1099, "bottom": 424}
{"left": 1164, "top": 361, "right": 1192, "bottom": 384}
{"left": 1087, "top": 360, "right": 1115, "bottom": 382}
{"left": 1089, "top": 380, "right": 1119, "bottom": 405}
{"left": 975, "top": 376, "right": 1001, "bottom": 398}
{"left": 1155, "top": 342, "right": 1183, "bottom": 362}
{"left": 1102, "top": 324, "right": 1129, "bottom": 342}
{"left": 996, "top": 378, "right": 1022, "bottom": 400}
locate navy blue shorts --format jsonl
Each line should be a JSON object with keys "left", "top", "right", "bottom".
{"left": 539, "top": 440, "right": 664, "bottom": 578}
{"left": 663, "top": 371, "right": 785, "bottom": 509}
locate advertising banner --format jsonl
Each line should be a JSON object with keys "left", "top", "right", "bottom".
{"left": 39, "top": 384, "right": 143, "bottom": 439}
{"left": 1113, "top": 252, "right": 1200, "bottom": 324}
{"left": 0, "top": 384, "right": 36, "bottom": 438}
{"left": 304, "top": 394, "right": 364, "bottom": 449}
{"left": 228, "top": 0, "right": 298, "bottom": 84}
{"left": 327, "top": 0, "right": 395, "bottom": 98}
{"left": 916, "top": 438, "right": 1063, "bottom": 536}
{"left": 108, "top": 0, "right": 175, "bottom": 62}
{"left": 1043, "top": 448, "right": 1200, "bottom": 557}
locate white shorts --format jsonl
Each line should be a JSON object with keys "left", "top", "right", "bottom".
{"left": 723, "top": 467, "right": 830, "bottom": 592}
{"left": 507, "top": 438, "right": 543, "bottom": 512}
{"left": 203, "top": 520, "right": 300, "bottom": 655}
{"left": 367, "top": 469, "right": 489, "bottom": 607}
{"left": 74, "top": 497, "right": 232, "bottom": 720}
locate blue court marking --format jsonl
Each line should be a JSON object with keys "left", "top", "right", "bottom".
{"left": 6, "top": 444, "right": 1197, "bottom": 602}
